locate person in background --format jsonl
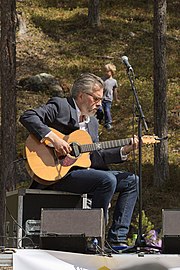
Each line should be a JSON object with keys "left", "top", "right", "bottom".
{"left": 20, "top": 73, "right": 139, "bottom": 248}
{"left": 97, "top": 63, "right": 119, "bottom": 130}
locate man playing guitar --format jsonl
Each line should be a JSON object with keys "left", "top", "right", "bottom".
{"left": 20, "top": 73, "right": 139, "bottom": 247}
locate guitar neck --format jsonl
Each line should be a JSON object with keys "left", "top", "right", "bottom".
{"left": 80, "top": 138, "right": 131, "bottom": 153}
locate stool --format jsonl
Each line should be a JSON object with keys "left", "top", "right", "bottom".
{"left": 5, "top": 188, "right": 87, "bottom": 248}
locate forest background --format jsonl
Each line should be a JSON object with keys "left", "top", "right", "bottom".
{"left": 5, "top": 0, "right": 180, "bottom": 240}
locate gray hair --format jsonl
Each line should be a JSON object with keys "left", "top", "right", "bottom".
{"left": 71, "top": 73, "right": 104, "bottom": 99}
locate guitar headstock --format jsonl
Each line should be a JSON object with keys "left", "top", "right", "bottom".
{"left": 142, "top": 135, "right": 161, "bottom": 145}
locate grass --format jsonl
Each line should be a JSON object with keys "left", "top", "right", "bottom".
{"left": 16, "top": 0, "right": 180, "bottom": 234}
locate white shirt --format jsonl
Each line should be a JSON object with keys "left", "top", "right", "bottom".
{"left": 73, "top": 99, "right": 90, "bottom": 131}
{"left": 73, "top": 99, "right": 127, "bottom": 160}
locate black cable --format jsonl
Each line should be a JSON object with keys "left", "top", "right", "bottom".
{"left": 105, "top": 240, "right": 120, "bottom": 254}
{"left": 2, "top": 157, "right": 35, "bottom": 248}
{"left": 96, "top": 244, "right": 113, "bottom": 257}
{"left": 5, "top": 204, "right": 36, "bottom": 248}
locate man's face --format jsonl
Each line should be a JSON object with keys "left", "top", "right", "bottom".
{"left": 78, "top": 84, "right": 103, "bottom": 116}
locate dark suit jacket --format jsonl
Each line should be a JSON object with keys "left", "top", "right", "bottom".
{"left": 20, "top": 96, "right": 124, "bottom": 171}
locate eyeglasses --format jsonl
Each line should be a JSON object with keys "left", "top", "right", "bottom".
{"left": 84, "top": 92, "right": 103, "bottom": 103}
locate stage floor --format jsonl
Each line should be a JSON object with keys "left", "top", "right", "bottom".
{"left": 1, "top": 249, "right": 178, "bottom": 270}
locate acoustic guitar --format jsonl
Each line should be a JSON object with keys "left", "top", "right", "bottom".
{"left": 24, "top": 128, "right": 160, "bottom": 185}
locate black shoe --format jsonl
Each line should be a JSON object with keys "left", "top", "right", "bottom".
{"left": 104, "top": 123, "right": 113, "bottom": 130}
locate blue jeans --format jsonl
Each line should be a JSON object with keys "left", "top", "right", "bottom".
{"left": 108, "top": 171, "right": 139, "bottom": 242}
{"left": 96, "top": 106, "right": 104, "bottom": 123}
{"left": 51, "top": 168, "right": 139, "bottom": 242}
{"left": 102, "top": 100, "right": 112, "bottom": 125}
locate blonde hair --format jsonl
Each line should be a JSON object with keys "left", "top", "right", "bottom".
{"left": 105, "top": 63, "right": 116, "bottom": 75}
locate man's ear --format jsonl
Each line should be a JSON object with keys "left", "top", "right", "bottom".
{"left": 78, "top": 91, "right": 84, "bottom": 101}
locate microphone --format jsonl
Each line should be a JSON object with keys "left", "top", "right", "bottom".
{"left": 121, "top": 56, "right": 133, "bottom": 71}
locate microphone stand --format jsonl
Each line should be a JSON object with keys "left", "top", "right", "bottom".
{"left": 124, "top": 66, "right": 149, "bottom": 252}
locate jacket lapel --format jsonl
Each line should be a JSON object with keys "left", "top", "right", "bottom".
{"left": 67, "top": 97, "right": 79, "bottom": 129}
{"left": 87, "top": 119, "right": 98, "bottom": 142}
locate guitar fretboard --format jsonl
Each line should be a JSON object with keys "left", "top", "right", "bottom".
{"left": 80, "top": 138, "right": 131, "bottom": 153}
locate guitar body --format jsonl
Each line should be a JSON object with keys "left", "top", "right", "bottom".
{"left": 25, "top": 127, "right": 160, "bottom": 185}
{"left": 25, "top": 129, "right": 92, "bottom": 183}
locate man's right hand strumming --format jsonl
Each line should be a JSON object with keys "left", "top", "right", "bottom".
{"left": 46, "top": 131, "right": 72, "bottom": 156}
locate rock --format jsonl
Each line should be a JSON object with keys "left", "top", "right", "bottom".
{"left": 129, "top": 32, "right": 135, "bottom": 37}
{"left": 18, "top": 73, "right": 64, "bottom": 96}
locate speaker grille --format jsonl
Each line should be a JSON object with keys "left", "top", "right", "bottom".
{"left": 40, "top": 208, "right": 105, "bottom": 238}
{"left": 162, "top": 209, "right": 180, "bottom": 236}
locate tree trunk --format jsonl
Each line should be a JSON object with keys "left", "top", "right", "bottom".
{"left": 153, "top": 0, "right": 169, "bottom": 187}
{"left": 88, "top": 0, "right": 101, "bottom": 28}
{"left": 0, "top": 0, "right": 17, "bottom": 246}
